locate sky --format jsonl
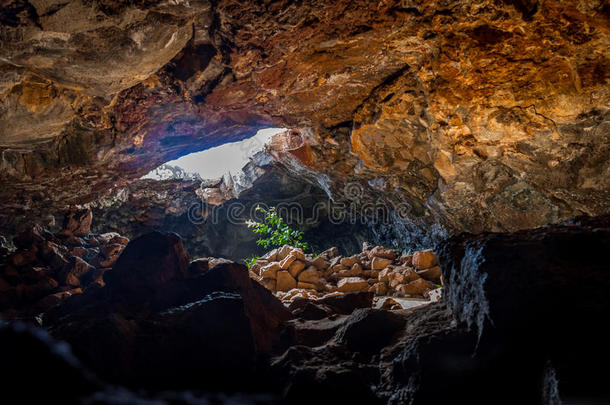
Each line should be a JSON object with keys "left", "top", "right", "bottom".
{"left": 149, "top": 127, "right": 285, "bottom": 180}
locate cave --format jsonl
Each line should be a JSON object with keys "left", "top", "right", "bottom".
{"left": 0, "top": 1, "right": 609, "bottom": 404}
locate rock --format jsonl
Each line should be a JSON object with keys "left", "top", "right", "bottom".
{"left": 279, "top": 254, "right": 297, "bottom": 270}
{"left": 369, "top": 282, "right": 388, "bottom": 295}
{"left": 40, "top": 241, "right": 69, "bottom": 270}
{"left": 13, "top": 225, "right": 47, "bottom": 249}
{"left": 378, "top": 267, "right": 392, "bottom": 282}
{"left": 60, "top": 208, "right": 93, "bottom": 237}
{"left": 61, "top": 256, "right": 95, "bottom": 287}
{"left": 277, "top": 245, "right": 293, "bottom": 261}
{"left": 10, "top": 249, "right": 38, "bottom": 267}
{"left": 397, "top": 278, "right": 434, "bottom": 296}
{"left": 371, "top": 257, "right": 393, "bottom": 270}
{"left": 367, "top": 246, "right": 396, "bottom": 260}
{"left": 297, "top": 281, "right": 317, "bottom": 290}
{"left": 417, "top": 265, "right": 442, "bottom": 283}
{"left": 350, "top": 262, "right": 364, "bottom": 276}
{"left": 388, "top": 272, "right": 406, "bottom": 289}
{"left": 262, "top": 248, "right": 278, "bottom": 261}
{"left": 316, "top": 291, "right": 374, "bottom": 315}
{"left": 260, "top": 262, "right": 281, "bottom": 279}
{"left": 427, "top": 288, "right": 442, "bottom": 302}
{"left": 337, "top": 277, "right": 369, "bottom": 293}
{"left": 399, "top": 267, "right": 421, "bottom": 283}
{"left": 288, "top": 260, "right": 307, "bottom": 278}
{"left": 310, "top": 256, "right": 328, "bottom": 270}
{"left": 412, "top": 249, "right": 439, "bottom": 270}
{"left": 104, "top": 231, "right": 189, "bottom": 294}
{"left": 100, "top": 243, "right": 124, "bottom": 259}
{"left": 379, "top": 298, "right": 403, "bottom": 310}
{"left": 277, "top": 271, "right": 297, "bottom": 291}
{"left": 298, "top": 267, "right": 320, "bottom": 284}
{"left": 187, "top": 258, "right": 209, "bottom": 276}
{"left": 260, "top": 278, "right": 277, "bottom": 291}
{"left": 319, "top": 247, "right": 340, "bottom": 260}
{"left": 340, "top": 256, "right": 359, "bottom": 267}
{"left": 334, "top": 309, "right": 405, "bottom": 354}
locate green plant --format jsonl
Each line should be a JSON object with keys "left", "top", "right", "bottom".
{"left": 246, "top": 206, "right": 312, "bottom": 251}
{"left": 244, "top": 254, "right": 259, "bottom": 269}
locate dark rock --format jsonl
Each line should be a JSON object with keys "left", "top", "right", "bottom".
{"left": 334, "top": 309, "right": 405, "bottom": 355}
{"left": 0, "top": 321, "right": 100, "bottom": 404}
{"left": 316, "top": 291, "right": 374, "bottom": 315}
{"left": 104, "top": 231, "right": 190, "bottom": 294}
{"left": 60, "top": 207, "right": 93, "bottom": 237}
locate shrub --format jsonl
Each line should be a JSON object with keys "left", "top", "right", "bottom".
{"left": 246, "top": 206, "right": 311, "bottom": 252}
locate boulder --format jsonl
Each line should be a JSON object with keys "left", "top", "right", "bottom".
{"left": 260, "top": 262, "right": 281, "bottom": 279}
{"left": 298, "top": 267, "right": 320, "bottom": 284}
{"left": 337, "top": 277, "right": 369, "bottom": 293}
{"left": 417, "top": 265, "right": 442, "bottom": 283}
{"left": 104, "top": 231, "right": 189, "bottom": 294}
{"left": 412, "top": 249, "right": 439, "bottom": 270}
{"left": 277, "top": 271, "right": 297, "bottom": 291}
{"left": 310, "top": 256, "right": 328, "bottom": 270}
{"left": 371, "top": 257, "right": 393, "bottom": 270}
{"left": 369, "top": 282, "right": 388, "bottom": 295}
{"left": 60, "top": 208, "right": 93, "bottom": 237}
{"left": 288, "top": 260, "right": 307, "bottom": 278}
{"left": 316, "top": 291, "right": 374, "bottom": 315}
{"left": 340, "top": 256, "right": 359, "bottom": 267}
{"left": 397, "top": 278, "right": 433, "bottom": 295}
{"left": 279, "top": 254, "right": 297, "bottom": 270}
{"left": 367, "top": 246, "right": 396, "bottom": 260}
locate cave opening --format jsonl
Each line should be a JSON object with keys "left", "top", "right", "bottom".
{"left": 0, "top": 1, "right": 608, "bottom": 403}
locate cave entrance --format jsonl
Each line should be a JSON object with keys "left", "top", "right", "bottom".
{"left": 142, "top": 127, "right": 287, "bottom": 181}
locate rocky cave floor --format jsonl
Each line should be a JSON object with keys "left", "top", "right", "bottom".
{"left": 1, "top": 209, "right": 609, "bottom": 405}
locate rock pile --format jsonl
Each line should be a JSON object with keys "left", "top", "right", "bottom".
{"left": 249, "top": 244, "right": 442, "bottom": 305}
{"left": 0, "top": 207, "right": 129, "bottom": 318}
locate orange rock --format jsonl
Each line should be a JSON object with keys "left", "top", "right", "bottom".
{"left": 371, "top": 257, "right": 393, "bottom": 270}
{"left": 412, "top": 249, "right": 439, "bottom": 269}
{"left": 368, "top": 246, "right": 396, "bottom": 260}
{"left": 369, "top": 282, "right": 388, "bottom": 295}
{"left": 288, "top": 260, "right": 307, "bottom": 278}
{"left": 337, "top": 277, "right": 369, "bottom": 292}
{"left": 276, "top": 271, "right": 297, "bottom": 291}
{"left": 260, "top": 262, "right": 281, "bottom": 279}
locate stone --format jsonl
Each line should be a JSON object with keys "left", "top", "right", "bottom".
{"left": 260, "top": 262, "right": 281, "bottom": 279}
{"left": 279, "top": 254, "right": 297, "bottom": 270}
{"left": 412, "top": 249, "right": 439, "bottom": 270}
{"left": 340, "top": 256, "right": 359, "bottom": 267}
{"left": 297, "top": 281, "right": 317, "bottom": 290}
{"left": 399, "top": 267, "right": 421, "bottom": 283}
{"left": 188, "top": 258, "right": 209, "bottom": 276}
{"left": 378, "top": 267, "right": 393, "bottom": 282}
{"left": 289, "top": 248, "right": 306, "bottom": 261}
{"left": 319, "top": 247, "right": 340, "bottom": 260}
{"left": 389, "top": 272, "right": 406, "bottom": 289}
{"left": 61, "top": 256, "right": 95, "bottom": 287}
{"left": 262, "top": 248, "right": 278, "bottom": 261}
{"left": 310, "top": 256, "right": 328, "bottom": 270}
{"left": 369, "top": 282, "right": 388, "bottom": 295}
{"left": 398, "top": 278, "right": 434, "bottom": 296}
{"left": 100, "top": 243, "right": 124, "bottom": 259}
{"left": 316, "top": 291, "right": 374, "bottom": 315}
{"left": 367, "top": 246, "right": 396, "bottom": 260}
{"left": 277, "top": 271, "right": 297, "bottom": 291}
{"left": 288, "top": 260, "right": 307, "bottom": 278}
{"left": 277, "top": 245, "right": 293, "bottom": 261}
{"left": 60, "top": 208, "right": 93, "bottom": 237}
{"left": 350, "top": 263, "right": 364, "bottom": 276}
{"left": 417, "top": 266, "right": 442, "bottom": 283}
{"left": 298, "top": 268, "right": 320, "bottom": 284}
{"left": 103, "top": 231, "right": 189, "bottom": 293}
{"left": 334, "top": 309, "right": 405, "bottom": 354}
{"left": 337, "top": 277, "right": 369, "bottom": 293}
{"left": 379, "top": 297, "right": 403, "bottom": 310}
{"left": 371, "top": 257, "right": 393, "bottom": 270}
{"left": 260, "top": 278, "right": 277, "bottom": 291}
{"left": 10, "top": 249, "right": 38, "bottom": 267}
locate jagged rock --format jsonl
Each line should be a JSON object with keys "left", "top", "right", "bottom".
{"left": 396, "top": 279, "right": 434, "bottom": 296}
{"left": 369, "top": 282, "right": 388, "bottom": 295}
{"left": 334, "top": 309, "right": 406, "bottom": 354}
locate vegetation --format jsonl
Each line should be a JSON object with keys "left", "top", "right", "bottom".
{"left": 246, "top": 206, "right": 312, "bottom": 252}
{"left": 244, "top": 254, "right": 259, "bottom": 268}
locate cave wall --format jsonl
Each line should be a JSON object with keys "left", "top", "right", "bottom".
{"left": 0, "top": 0, "right": 608, "bottom": 240}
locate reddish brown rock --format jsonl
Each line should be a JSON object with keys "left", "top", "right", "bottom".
{"left": 337, "top": 277, "right": 369, "bottom": 293}
{"left": 277, "top": 271, "right": 297, "bottom": 291}
{"left": 412, "top": 250, "right": 439, "bottom": 270}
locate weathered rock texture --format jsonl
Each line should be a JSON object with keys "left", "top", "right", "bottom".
{"left": 1, "top": 0, "right": 608, "bottom": 243}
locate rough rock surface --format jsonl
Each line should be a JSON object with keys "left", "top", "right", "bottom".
{"left": 1, "top": 0, "right": 608, "bottom": 246}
